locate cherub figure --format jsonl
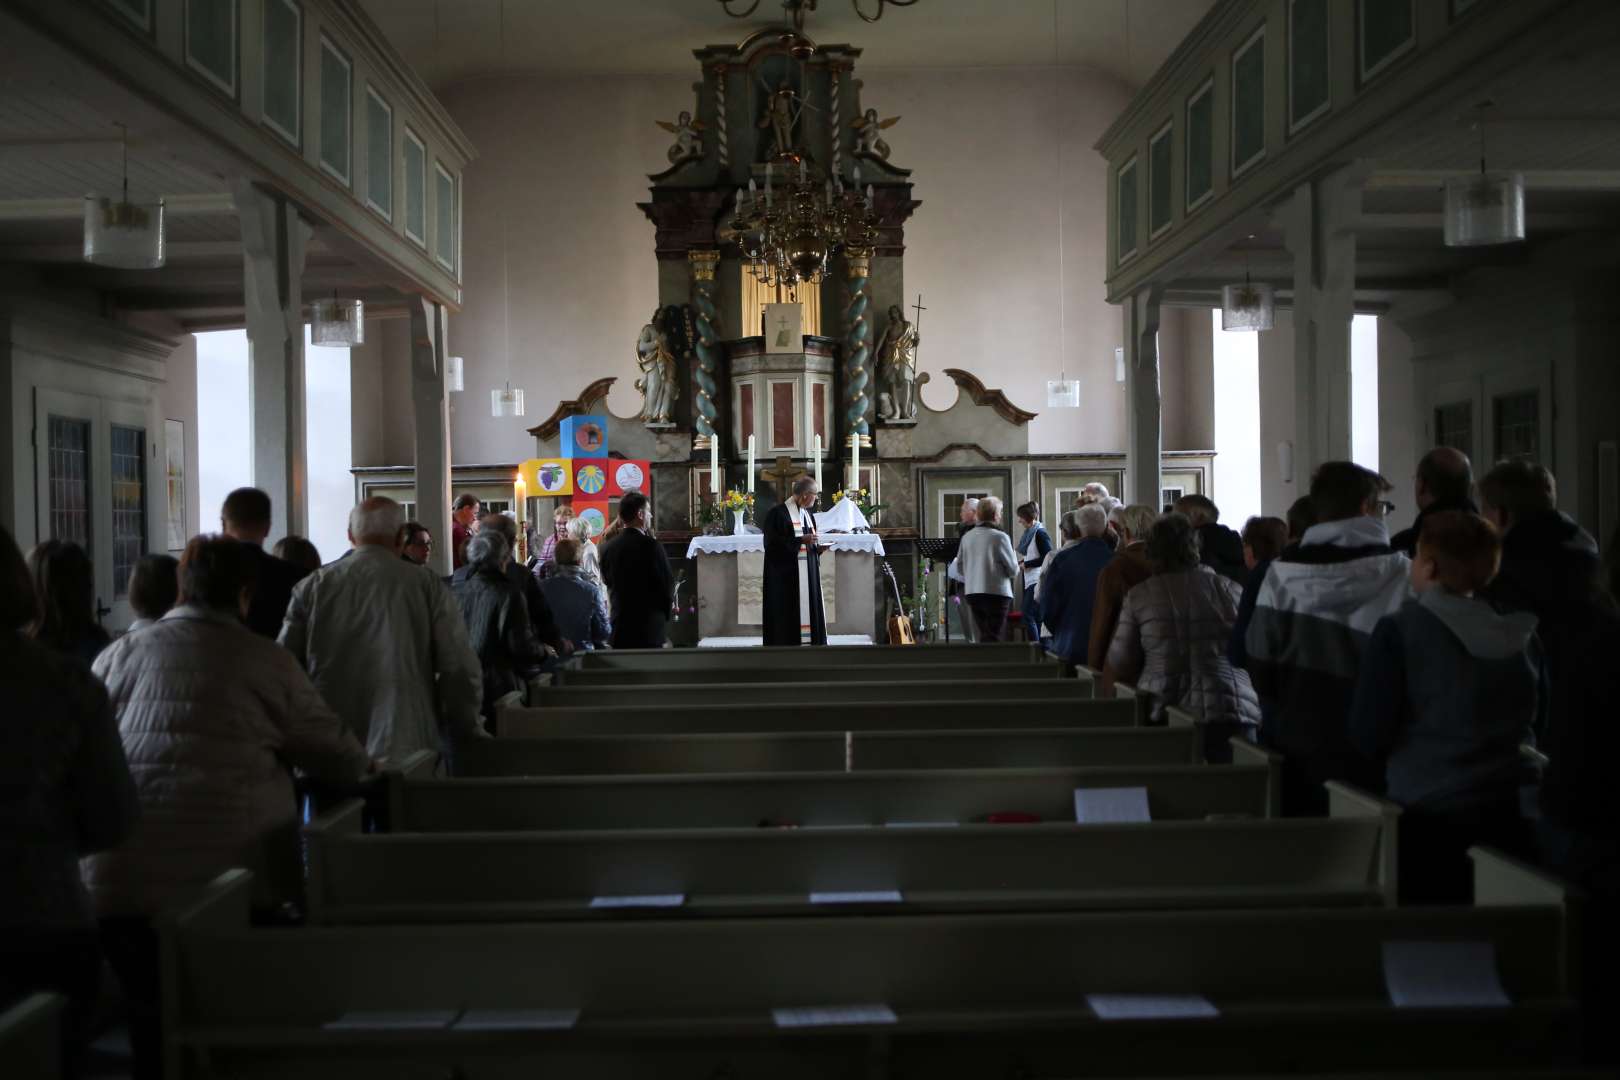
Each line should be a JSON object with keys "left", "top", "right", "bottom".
{"left": 656, "top": 110, "right": 705, "bottom": 164}
{"left": 851, "top": 108, "right": 901, "bottom": 161}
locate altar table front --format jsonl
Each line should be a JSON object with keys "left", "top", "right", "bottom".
{"left": 685, "top": 533, "right": 884, "bottom": 643}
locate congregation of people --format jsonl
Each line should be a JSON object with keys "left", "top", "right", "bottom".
{"left": 0, "top": 483, "right": 674, "bottom": 1078}
{"left": 960, "top": 455, "right": 1619, "bottom": 916}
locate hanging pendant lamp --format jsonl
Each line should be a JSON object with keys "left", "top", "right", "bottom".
{"left": 1221, "top": 237, "right": 1274, "bottom": 331}
{"left": 1042, "top": 0, "right": 1079, "bottom": 409}
{"left": 83, "top": 123, "right": 165, "bottom": 269}
{"left": 311, "top": 295, "right": 364, "bottom": 346}
{"left": 1444, "top": 105, "right": 1524, "bottom": 248}
{"left": 491, "top": 382, "right": 525, "bottom": 417}
{"left": 489, "top": 0, "right": 526, "bottom": 418}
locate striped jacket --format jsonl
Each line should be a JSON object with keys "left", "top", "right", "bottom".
{"left": 1241, "top": 517, "right": 1412, "bottom": 808}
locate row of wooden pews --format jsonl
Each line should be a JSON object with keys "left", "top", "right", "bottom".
{"left": 154, "top": 642, "right": 1588, "bottom": 1079}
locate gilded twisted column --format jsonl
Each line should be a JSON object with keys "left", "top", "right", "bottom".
{"left": 843, "top": 248, "right": 873, "bottom": 446}
{"left": 689, "top": 249, "right": 722, "bottom": 448}
{"left": 712, "top": 65, "right": 729, "bottom": 167}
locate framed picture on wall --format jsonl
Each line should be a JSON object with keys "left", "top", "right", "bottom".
{"left": 164, "top": 419, "right": 187, "bottom": 552}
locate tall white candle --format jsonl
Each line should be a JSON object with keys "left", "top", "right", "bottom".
{"left": 812, "top": 435, "right": 822, "bottom": 491}
{"left": 710, "top": 437, "right": 720, "bottom": 495}
{"left": 850, "top": 435, "right": 860, "bottom": 491}
{"left": 746, "top": 435, "right": 756, "bottom": 493}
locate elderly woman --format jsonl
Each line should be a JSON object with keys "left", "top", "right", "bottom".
{"left": 1103, "top": 513, "right": 1260, "bottom": 762}
{"left": 956, "top": 496, "right": 1019, "bottom": 642}
{"left": 453, "top": 530, "right": 547, "bottom": 722}
{"left": 1014, "top": 502, "right": 1053, "bottom": 644}
{"left": 566, "top": 513, "right": 611, "bottom": 631}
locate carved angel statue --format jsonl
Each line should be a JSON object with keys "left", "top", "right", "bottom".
{"left": 851, "top": 108, "right": 900, "bottom": 161}
{"left": 634, "top": 312, "right": 680, "bottom": 424}
{"left": 875, "top": 303, "right": 920, "bottom": 421}
{"left": 655, "top": 110, "right": 705, "bottom": 164}
{"left": 758, "top": 82, "right": 800, "bottom": 158}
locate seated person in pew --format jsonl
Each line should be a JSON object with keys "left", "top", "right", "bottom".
{"left": 540, "top": 539, "right": 611, "bottom": 651}
{"left": 1103, "top": 514, "right": 1260, "bottom": 762}
{"left": 1351, "top": 510, "right": 1541, "bottom": 905}
{"left": 85, "top": 536, "right": 377, "bottom": 1080}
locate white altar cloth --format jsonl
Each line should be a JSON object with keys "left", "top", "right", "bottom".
{"left": 686, "top": 532, "right": 886, "bottom": 558}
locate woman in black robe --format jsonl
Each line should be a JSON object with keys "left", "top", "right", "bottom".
{"left": 762, "top": 477, "right": 828, "bottom": 646}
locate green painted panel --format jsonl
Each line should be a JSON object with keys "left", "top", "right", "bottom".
{"left": 1117, "top": 159, "right": 1138, "bottom": 260}
{"left": 366, "top": 92, "right": 392, "bottom": 217}
{"left": 1149, "top": 131, "right": 1172, "bottom": 236}
{"left": 404, "top": 135, "right": 426, "bottom": 243}
{"left": 186, "top": 0, "right": 236, "bottom": 93}
{"left": 1232, "top": 32, "right": 1266, "bottom": 174}
{"left": 262, "top": 0, "right": 300, "bottom": 143}
{"left": 1290, "top": 0, "right": 1330, "bottom": 130}
{"left": 319, "top": 40, "right": 351, "bottom": 183}
{"left": 1360, "top": 0, "right": 1414, "bottom": 79}
{"left": 109, "top": 0, "right": 151, "bottom": 29}
{"left": 1186, "top": 85, "right": 1213, "bottom": 207}
{"left": 434, "top": 165, "right": 456, "bottom": 271}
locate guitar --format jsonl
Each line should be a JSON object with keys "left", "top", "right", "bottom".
{"left": 879, "top": 560, "right": 916, "bottom": 645}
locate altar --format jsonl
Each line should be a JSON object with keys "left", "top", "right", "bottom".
{"left": 686, "top": 531, "right": 884, "bottom": 644}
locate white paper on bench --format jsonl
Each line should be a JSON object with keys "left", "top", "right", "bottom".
{"left": 773, "top": 1004, "right": 898, "bottom": 1028}
{"left": 589, "top": 893, "right": 686, "bottom": 909}
{"left": 809, "top": 890, "right": 903, "bottom": 904}
{"left": 1382, "top": 941, "right": 1511, "bottom": 1009}
{"left": 883, "top": 820, "right": 959, "bottom": 828}
{"left": 454, "top": 1009, "right": 580, "bottom": 1031}
{"left": 325, "top": 1009, "right": 460, "bottom": 1031}
{"left": 1074, "top": 786, "right": 1151, "bottom": 824}
{"left": 1086, "top": 994, "right": 1219, "bottom": 1020}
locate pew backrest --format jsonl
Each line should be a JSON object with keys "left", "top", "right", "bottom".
{"left": 578, "top": 642, "right": 1048, "bottom": 670}
{"left": 531, "top": 674, "right": 1093, "bottom": 709}
{"left": 558, "top": 661, "right": 1068, "bottom": 686}
{"left": 0, "top": 993, "right": 62, "bottom": 1080}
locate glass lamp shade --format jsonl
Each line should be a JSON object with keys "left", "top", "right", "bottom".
{"left": 1444, "top": 172, "right": 1525, "bottom": 247}
{"left": 446, "top": 355, "right": 465, "bottom": 392}
{"left": 83, "top": 196, "right": 165, "bottom": 269}
{"left": 491, "top": 385, "right": 526, "bottom": 417}
{"left": 1221, "top": 282, "right": 1275, "bottom": 332}
{"left": 1115, "top": 346, "right": 1127, "bottom": 383}
{"left": 1046, "top": 378, "right": 1081, "bottom": 408}
{"left": 311, "top": 298, "right": 364, "bottom": 346}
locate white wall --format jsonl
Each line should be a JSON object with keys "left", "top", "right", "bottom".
{"left": 1351, "top": 314, "right": 1379, "bottom": 474}
{"left": 422, "top": 65, "right": 1134, "bottom": 464}
{"left": 196, "top": 329, "right": 252, "bottom": 535}
{"left": 1211, "top": 310, "right": 1262, "bottom": 527}
{"left": 304, "top": 330, "right": 353, "bottom": 562}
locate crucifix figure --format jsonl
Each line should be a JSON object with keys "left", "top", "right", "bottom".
{"left": 761, "top": 455, "right": 807, "bottom": 504}
{"left": 773, "top": 310, "right": 793, "bottom": 348}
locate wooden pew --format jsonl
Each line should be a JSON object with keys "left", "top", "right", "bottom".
{"left": 557, "top": 661, "right": 1068, "bottom": 687}
{"left": 163, "top": 852, "right": 1578, "bottom": 1079}
{"left": 577, "top": 641, "right": 1047, "bottom": 670}
{"left": 0, "top": 993, "right": 62, "bottom": 1080}
{"left": 396, "top": 742, "right": 1282, "bottom": 832}
{"left": 497, "top": 696, "right": 1136, "bottom": 738}
{"left": 305, "top": 781, "right": 1397, "bottom": 925}
{"left": 455, "top": 724, "right": 1199, "bottom": 777}
{"left": 530, "top": 673, "right": 1093, "bottom": 708}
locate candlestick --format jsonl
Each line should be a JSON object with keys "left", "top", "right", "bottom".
{"left": 710, "top": 438, "right": 720, "bottom": 495}
{"left": 514, "top": 473, "right": 525, "bottom": 523}
{"left": 812, "top": 435, "right": 822, "bottom": 492}
{"left": 746, "top": 435, "right": 756, "bottom": 493}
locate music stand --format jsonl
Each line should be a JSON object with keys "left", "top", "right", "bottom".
{"left": 915, "top": 537, "right": 962, "bottom": 643}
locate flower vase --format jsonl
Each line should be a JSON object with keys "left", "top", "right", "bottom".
{"left": 731, "top": 509, "right": 748, "bottom": 536}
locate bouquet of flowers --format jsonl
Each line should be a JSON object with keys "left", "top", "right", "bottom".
{"left": 830, "top": 486, "right": 888, "bottom": 521}
{"left": 696, "top": 489, "right": 755, "bottom": 531}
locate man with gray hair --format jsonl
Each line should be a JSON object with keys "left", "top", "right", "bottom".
{"left": 281, "top": 496, "right": 484, "bottom": 764}
{"left": 1038, "top": 502, "right": 1114, "bottom": 665}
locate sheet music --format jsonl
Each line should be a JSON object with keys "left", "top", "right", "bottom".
{"left": 1086, "top": 994, "right": 1219, "bottom": 1020}
{"left": 809, "top": 890, "right": 903, "bottom": 904}
{"left": 1074, "top": 786, "right": 1152, "bottom": 824}
{"left": 1382, "top": 941, "right": 1511, "bottom": 1008}
{"left": 324, "top": 1009, "right": 459, "bottom": 1031}
{"left": 773, "top": 1004, "right": 898, "bottom": 1028}
{"left": 589, "top": 893, "right": 686, "bottom": 909}
{"left": 454, "top": 1009, "right": 580, "bottom": 1031}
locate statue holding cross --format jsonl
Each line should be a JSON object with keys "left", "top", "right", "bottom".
{"left": 876, "top": 294, "right": 924, "bottom": 422}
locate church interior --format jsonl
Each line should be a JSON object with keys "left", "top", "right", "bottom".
{"left": 3, "top": 0, "right": 1619, "bottom": 1076}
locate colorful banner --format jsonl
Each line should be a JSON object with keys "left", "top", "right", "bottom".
{"left": 572, "top": 502, "right": 609, "bottom": 540}
{"left": 608, "top": 459, "right": 650, "bottom": 496}
{"left": 559, "top": 414, "right": 608, "bottom": 459}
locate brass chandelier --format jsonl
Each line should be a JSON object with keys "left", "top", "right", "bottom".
{"left": 730, "top": 159, "right": 882, "bottom": 293}
{"left": 716, "top": 0, "right": 918, "bottom": 31}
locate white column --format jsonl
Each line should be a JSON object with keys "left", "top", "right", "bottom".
{"left": 1285, "top": 167, "right": 1361, "bottom": 477}
{"left": 1123, "top": 285, "right": 1165, "bottom": 508}
{"left": 409, "top": 298, "right": 453, "bottom": 576}
{"left": 236, "top": 179, "right": 311, "bottom": 542}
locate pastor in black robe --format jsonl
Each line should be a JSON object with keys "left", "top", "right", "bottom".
{"left": 761, "top": 501, "right": 828, "bottom": 646}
